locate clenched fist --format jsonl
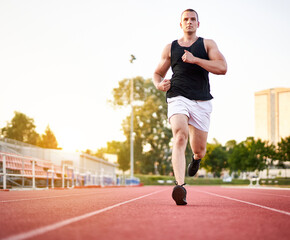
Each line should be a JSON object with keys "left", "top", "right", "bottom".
{"left": 182, "top": 50, "right": 197, "bottom": 64}
{"left": 157, "top": 79, "right": 171, "bottom": 92}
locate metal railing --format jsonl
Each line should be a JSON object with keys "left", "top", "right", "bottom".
{"left": 0, "top": 152, "right": 116, "bottom": 190}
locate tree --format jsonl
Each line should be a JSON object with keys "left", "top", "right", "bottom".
{"left": 110, "top": 76, "right": 172, "bottom": 174}
{"left": 245, "top": 137, "right": 276, "bottom": 172}
{"left": 94, "top": 141, "right": 130, "bottom": 172}
{"left": 202, "top": 139, "right": 228, "bottom": 177}
{"left": 106, "top": 140, "right": 130, "bottom": 172}
{"left": 228, "top": 140, "right": 248, "bottom": 172}
{"left": 116, "top": 142, "right": 130, "bottom": 173}
{"left": 277, "top": 136, "right": 290, "bottom": 169}
{"left": 228, "top": 137, "right": 275, "bottom": 174}
{"left": 225, "top": 139, "right": 237, "bottom": 152}
{"left": 1, "top": 111, "right": 39, "bottom": 145}
{"left": 38, "top": 125, "right": 59, "bottom": 149}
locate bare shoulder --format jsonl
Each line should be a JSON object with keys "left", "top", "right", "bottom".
{"left": 203, "top": 38, "right": 225, "bottom": 60}
{"left": 203, "top": 38, "right": 218, "bottom": 51}
{"left": 154, "top": 43, "right": 172, "bottom": 78}
{"left": 162, "top": 43, "right": 172, "bottom": 58}
{"left": 165, "top": 42, "right": 172, "bottom": 49}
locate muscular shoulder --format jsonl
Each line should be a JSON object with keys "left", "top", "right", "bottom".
{"left": 203, "top": 39, "right": 218, "bottom": 52}
{"left": 203, "top": 38, "right": 225, "bottom": 61}
{"left": 163, "top": 43, "right": 172, "bottom": 58}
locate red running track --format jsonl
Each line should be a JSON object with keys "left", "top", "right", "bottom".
{"left": 0, "top": 186, "right": 289, "bottom": 240}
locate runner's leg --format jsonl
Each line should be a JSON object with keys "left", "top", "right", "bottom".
{"left": 170, "top": 114, "right": 189, "bottom": 185}
{"left": 188, "top": 125, "right": 208, "bottom": 159}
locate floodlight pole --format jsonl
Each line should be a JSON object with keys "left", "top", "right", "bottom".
{"left": 130, "top": 54, "right": 136, "bottom": 180}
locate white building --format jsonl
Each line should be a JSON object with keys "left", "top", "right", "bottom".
{"left": 255, "top": 88, "right": 290, "bottom": 145}
{"left": 254, "top": 88, "right": 290, "bottom": 178}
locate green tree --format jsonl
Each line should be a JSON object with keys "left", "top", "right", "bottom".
{"left": 116, "top": 142, "right": 130, "bottom": 173}
{"left": 277, "top": 136, "right": 290, "bottom": 169}
{"left": 95, "top": 141, "right": 130, "bottom": 172}
{"left": 202, "top": 139, "right": 228, "bottom": 177}
{"left": 1, "top": 111, "right": 39, "bottom": 145}
{"left": 106, "top": 140, "right": 130, "bottom": 172}
{"left": 225, "top": 140, "right": 239, "bottom": 177}
{"left": 111, "top": 76, "right": 172, "bottom": 174}
{"left": 38, "top": 125, "right": 59, "bottom": 149}
{"left": 228, "top": 137, "right": 275, "bottom": 174}
{"left": 245, "top": 137, "right": 276, "bottom": 172}
{"left": 228, "top": 140, "right": 248, "bottom": 172}
{"left": 225, "top": 139, "right": 237, "bottom": 152}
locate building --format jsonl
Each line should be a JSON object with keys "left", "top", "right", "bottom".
{"left": 255, "top": 88, "right": 290, "bottom": 145}
{"left": 0, "top": 137, "right": 117, "bottom": 188}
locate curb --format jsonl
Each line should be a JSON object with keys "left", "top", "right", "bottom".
{"left": 0, "top": 184, "right": 143, "bottom": 191}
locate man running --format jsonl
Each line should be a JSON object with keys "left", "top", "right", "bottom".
{"left": 153, "top": 9, "right": 227, "bottom": 205}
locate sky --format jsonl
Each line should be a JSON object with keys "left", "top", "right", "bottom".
{"left": 0, "top": 0, "right": 290, "bottom": 152}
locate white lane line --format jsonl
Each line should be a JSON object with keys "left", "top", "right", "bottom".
{"left": 222, "top": 187, "right": 290, "bottom": 198}
{"left": 245, "top": 191, "right": 290, "bottom": 198}
{"left": 195, "top": 190, "right": 290, "bottom": 216}
{"left": 2, "top": 189, "right": 167, "bottom": 240}
{"left": 0, "top": 192, "right": 98, "bottom": 203}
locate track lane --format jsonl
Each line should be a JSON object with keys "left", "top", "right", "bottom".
{"left": 0, "top": 187, "right": 168, "bottom": 239}
{"left": 193, "top": 186, "right": 290, "bottom": 213}
{"left": 1, "top": 186, "right": 289, "bottom": 240}
{"left": 29, "top": 186, "right": 290, "bottom": 240}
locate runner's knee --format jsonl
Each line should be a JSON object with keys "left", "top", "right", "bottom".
{"left": 174, "top": 131, "right": 188, "bottom": 148}
{"left": 194, "top": 147, "right": 206, "bottom": 159}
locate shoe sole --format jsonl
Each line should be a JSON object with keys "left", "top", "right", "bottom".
{"left": 187, "top": 161, "right": 199, "bottom": 177}
{"left": 187, "top": 163, "right": 195, "bottom": 177}
{"left": 172, "top": 186, "right": 187, "bottom": 205}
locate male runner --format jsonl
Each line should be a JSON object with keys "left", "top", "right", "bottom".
{"left": 153, "top": 9, "right": 227, "bottom": 205}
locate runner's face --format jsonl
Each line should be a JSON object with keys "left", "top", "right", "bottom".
{"left": 180, "top": 11, "right": 199, "bottom": 33}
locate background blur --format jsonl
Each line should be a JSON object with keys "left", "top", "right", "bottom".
{"left": 1, "top": 0, "right": 290, "bottom": 151}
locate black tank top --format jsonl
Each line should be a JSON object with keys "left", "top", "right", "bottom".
{"left": 166, "top": 37, "right": 213, "bottom": 100}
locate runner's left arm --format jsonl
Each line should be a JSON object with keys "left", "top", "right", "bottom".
{"left": 181, "top": 39, "right": 227, "bottom": 75}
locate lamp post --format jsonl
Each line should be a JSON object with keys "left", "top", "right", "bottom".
{"left": 130, "top": 54, "right": 136, "bottom": 180}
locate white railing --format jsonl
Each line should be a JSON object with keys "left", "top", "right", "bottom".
{"left": 0, "top": 152, "right": 117, "bottom": 190}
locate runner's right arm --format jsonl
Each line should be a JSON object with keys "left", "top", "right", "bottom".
{"left": 153, "top": 43, "right": 171, "bottom": 92}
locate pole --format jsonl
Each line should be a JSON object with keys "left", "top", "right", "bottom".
{"left": 130, "top": 78, "right": 134, "bottom": 181}
{"left": 130, "top": 54, "right": 136, "bottom": 180}
{"left": 62, "top": 164, "right": 65, "bottom": 188}
{"left": 3, "top": 155, "right": 6, "bottom": 190}
{"left": 32, "top": 160, "right": 35, "bottom": 189}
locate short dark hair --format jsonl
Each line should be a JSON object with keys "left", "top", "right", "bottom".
{"left": 181, "top": 9, "right": 199, "bottom": 22}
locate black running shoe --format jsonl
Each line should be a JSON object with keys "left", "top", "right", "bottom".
{"left": 172, "top": 183, "right": 187, "bottom": 205}
{"left": 187, "top": 155, "right": 201, "bottom": 177}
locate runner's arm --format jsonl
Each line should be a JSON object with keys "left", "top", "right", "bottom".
{"left": 182, "top": 39, "right": 227, "bottom": 75}
{"left": 153, "top": 43, "right": 172, "bottom": 92}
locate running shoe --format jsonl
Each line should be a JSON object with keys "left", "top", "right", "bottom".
{"left": 172, "top": 182, "right": 187, "bottom": 205}
{"left": 187, "top": 155, "right": 201, "bottom": 177}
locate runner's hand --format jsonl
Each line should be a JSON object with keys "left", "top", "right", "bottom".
{"left": 182, "top": 50, "right": 196, "bottom": 64}
{"left": 157, "top": 79, "right": 171, "bottom": 92}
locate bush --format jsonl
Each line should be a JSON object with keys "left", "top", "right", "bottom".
{"left": 135, "top": 174, "right": 249, "bottom": 186}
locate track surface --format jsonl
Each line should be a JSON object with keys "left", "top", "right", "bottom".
{"left": 1, "top": 186, "right": 290, "bottom": 240}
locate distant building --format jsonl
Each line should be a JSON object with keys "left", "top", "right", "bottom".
{"left": 255, "top": 88, "right": 290, "bottom": 145}
{"left": 0, "top": 137, "right": 117, "bottom": 182}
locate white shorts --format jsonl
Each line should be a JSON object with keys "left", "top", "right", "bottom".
{"left": 167, "top": 96, "right": 212, "bottom": 132}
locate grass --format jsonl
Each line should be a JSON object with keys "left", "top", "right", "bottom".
{"left": 135, "top": 174, "right": 290, "bottom": 187}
